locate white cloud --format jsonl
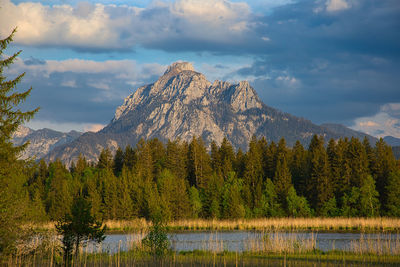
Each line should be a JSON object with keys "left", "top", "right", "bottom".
{"left": 326, "top": 0, "right": 350, "bottom": 12}
{"left": 0, "top": 0, "right": 251, "bottom": 51}
{"left": 7, "top": 57, "right": 165, "bottom": 85}
{"left": 276, "top": 75, "right": 301, "bottom": 89}
{"left": 359, "top": 121, "right": 379, "bottom": 127}
{"left": 84, "top": 123, "right": 105, "bottom": 133}
{"left": 352, "top": 103, "right": 400, "bottom": 138}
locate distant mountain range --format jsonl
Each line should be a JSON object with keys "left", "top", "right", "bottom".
{"left": 37, "top": 62, "right": 378, "bottom": 166}
{"left": 12, "top": 126, "right": 82, "bottom": 160}
{"left": 383, "top": 136, "right": 400, "bottom": 147}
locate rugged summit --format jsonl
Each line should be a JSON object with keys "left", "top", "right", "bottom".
{"left": 46, "top": 62, "right": 375, "bottom": 165}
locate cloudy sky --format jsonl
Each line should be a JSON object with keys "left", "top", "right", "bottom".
{"left": 1, "top": 0, "right": 399, "bottom": 137}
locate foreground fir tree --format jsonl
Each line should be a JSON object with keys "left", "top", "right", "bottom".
{"left": 0, "top": 29, "right": 39, "bottom": 255}
{"left": 56, "top": 197, "right": 106, "bottom": 266}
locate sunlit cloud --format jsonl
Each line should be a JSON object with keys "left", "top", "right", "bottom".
{"left": 325, "top": 0, "right": 351, "bottom": 12}
{"left": 0, "top": 0, "right": 253, "bottom": 52}
{"left": 83, "top": 123, "right": 105, "bottom": 132}
{"left": 352, "top": 103, "right": 400, "bottom": 138}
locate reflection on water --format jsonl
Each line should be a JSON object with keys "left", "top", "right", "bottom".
{"left": 95, "top": 231, "right": 400, "bottom": 254}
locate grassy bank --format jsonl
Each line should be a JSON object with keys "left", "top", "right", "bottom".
{"left": 7, "top": 225, "right": 400, "bottom": 266}
{"left": 6, "top": 249, "right": 400, "bottom": 266}
{"left": 30, "top": 217, "right": 400, "bottom": 233}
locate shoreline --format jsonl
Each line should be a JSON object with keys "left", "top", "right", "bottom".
{"left": 29, "top": 217, "right": 400, "bottom": 234}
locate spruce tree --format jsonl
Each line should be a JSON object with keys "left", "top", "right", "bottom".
{"left": 219, "top": 137, "right": 235, "bottom": 180}
{"left": 274, "top": 152, "right": 292, "bottom": 208}
{"left": 243, "top": 136, "right": 264, "bottom": 214}
{"left": 290, "top": 141, "right": 307, "bottom": 196}
{"left": 385, "top": 171, "right": 400, "bottom": 216}
{"left": 372, "top": 138, "right": 397, "bottom": 210}
{"left": 0, "top": 29, "right": 39, "bottom": 254}
{"left": 188, "top": 136, "right": 212, "bottom": 188}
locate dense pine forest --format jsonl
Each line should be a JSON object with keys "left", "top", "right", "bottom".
{"left": 24, "top": 135, "right": 400, "bottom": 222}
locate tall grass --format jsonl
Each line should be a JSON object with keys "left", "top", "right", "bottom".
{"left": 30, "top": 217, "right": 400, "bottom": 233}
{"left": 5, "top": 227, "right": 400, "bottom": 266}
{"left": 167, "top": 217, "right": 400, "bottom": 232}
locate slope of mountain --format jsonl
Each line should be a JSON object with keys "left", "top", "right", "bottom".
{"left": 383, "top": 136, "right": 400, "bottom": 147}
{"left": 392, "top": 146, "right": 400, "bottom": 160}
{"left": 13, "top": 126, "right": 82, "bottom": 160}
{"left": 321, "top": 123, "right": 377, "bottom": 144}
{"left": 46, "top": 62, "right": 375, "bottom": 166}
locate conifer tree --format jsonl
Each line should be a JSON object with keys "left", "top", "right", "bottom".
{"left": 188, "top": 136, "right": 212, "bottom": 188}
{"left": 210, "top": 140, "right": 221, "bottom": 176}
{"left": 307, "top": 135, "right": 334, "bottom": 213}
{"left": 149, "top": 138, "right": 166, "bottom": 178}
{"left": 0, "top": 29, "right": 39, "bottom": 255}
{"left": 46, "top": 160, "right": 74, "bottom": 220}
{"left": 274, "top": 152, "right": 292, "bottom": 208}
{"left": 385, "top": 171, "right": 400, "bottom": 216}
{"left": 97, "top": 148, "right": 113, "bottom": 170}
{"left": 372, "top": 138, "right": 397, "bottom": 210}
{"left": 243, "top": 136, "right": 264, "bottom": 214}
{"left": 166, "top": 139, "right": 188, "bottom": 180}
{"left": 74, "top": 154, "right": 88, "bottom": 178}
{"left": 219, "top": 137, "right": 235, "bottom": 180}
{"left": 136, "top": 139, "right": 154, "bottom": 182}
{"left": 123, "top": 145, "right": 137, "bottom": 170}
{"left": 290, "top": 141, "right": 307, "bottom": 196}
{"left": 113, "top": 147, "right": 124, "bottom": 176}
{"left": 117, "top": 166, "right": 134, "bottom": 219}
{"left": 346, "top": 137, "right": 369, "bottom": 187}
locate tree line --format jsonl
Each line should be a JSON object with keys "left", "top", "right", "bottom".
{"left": 25, "top": 135, "right": 400, "bottom": 222}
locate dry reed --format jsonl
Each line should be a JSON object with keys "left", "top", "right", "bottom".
{"left": 29, "top": 217, "right": 400, "bottom": 233}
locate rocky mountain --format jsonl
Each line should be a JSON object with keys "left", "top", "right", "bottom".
{"left": 46, "top": 62, "right": 375, "bottom": 166}
{"left": 13, "top": 126, "right": 82, "bottom": 160}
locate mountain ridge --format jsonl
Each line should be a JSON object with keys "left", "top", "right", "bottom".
{"left": 13, "top": 126, "right": 82, "bottom": 160}
{"left": 45, "top": 62, "right": 376, "bottom": 166}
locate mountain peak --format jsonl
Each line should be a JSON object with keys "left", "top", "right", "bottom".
{"left": 163, "top": 62, "right": 194, "bottom": 76}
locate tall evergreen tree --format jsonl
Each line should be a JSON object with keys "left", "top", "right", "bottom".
{"left": 243, "top": 136, "right": 264, "bottom": 214}
{"left": 372, "top": 138, "right": 397, "bottom": 210}
{"left": 219, "top": 137, "right": 235, "bottom": 180}
{"left": 113, "top": 147, "right": 124, "bottom": 176}
{"left": 274, "top": 152, "right": 292, "bottom": 208}
{"left": 307, "top": 135, "right": 334, "bottom": 213}
{"left": 385, "top": 171, "right": 400, "bottom": 216}
{"left": 0, "top": 29, "right": 39, "bottom": 255}
{"left": 290, "top": 141, "right": 308, "bottom": 196}
{"left": 188, "top": 136, "right": 212, "bottom": 188}
{"left": 166, "top": 139, "right": 188, "bottom": 180}
{"left": 46, "top": 160, "right": 74, "bottom": 220}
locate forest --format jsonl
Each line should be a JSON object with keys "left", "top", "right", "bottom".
{"left": 24, "top": 134, "right": 400, "bottom": 223}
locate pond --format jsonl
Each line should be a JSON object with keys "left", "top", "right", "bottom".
{"left": 85, "top": 231, "right": 400, "bottom": 254}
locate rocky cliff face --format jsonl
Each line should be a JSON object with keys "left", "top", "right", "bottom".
{"left": 13, "top": 126, "right": 82, "bottom": 160}
{"left": 46, "top": 62, "right": 374, "bottom": 166}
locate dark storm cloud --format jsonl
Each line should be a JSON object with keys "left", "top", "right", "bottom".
{"left": 232, "top": 0, "right": 400, "bottom": 125}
